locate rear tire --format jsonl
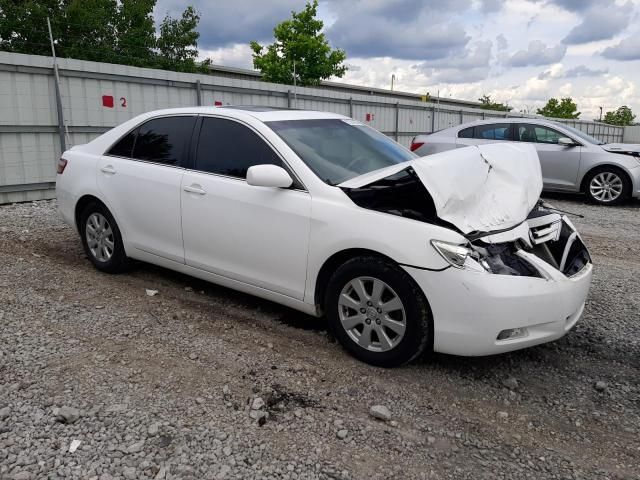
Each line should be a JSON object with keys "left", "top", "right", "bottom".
{"left": 325, "top": 256, "right": 432, "bottom": 367}
{"left": 584, "top": 167, "right": 630, "bottom": 205}
{"left": 79, "top": 202, "right": 130, "bottom": 273}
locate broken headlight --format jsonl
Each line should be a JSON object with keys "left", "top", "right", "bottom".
{"left": 430, "top": 240, "right": 474, "bottom": 269}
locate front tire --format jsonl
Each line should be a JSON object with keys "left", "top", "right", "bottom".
{"left": 79, "top": 202, "right": 130, "bottom": 273}
{"left": 325, "top": 256, "right": 432, "bottom": 367}
{"left": 584, "top": 167, "right": 630, "bottom": 205}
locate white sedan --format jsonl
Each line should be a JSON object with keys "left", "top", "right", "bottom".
{"left": 56, "top": 107, "right": 593, "bottom": 367}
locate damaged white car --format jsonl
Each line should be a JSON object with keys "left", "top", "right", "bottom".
{"left": 56, "top": 107, "right": 593, "bottom": 367}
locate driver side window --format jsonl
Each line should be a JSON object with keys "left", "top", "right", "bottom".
{"left": 195, "top": 117, "right": 282, "bottom": 178}
{"left": 516, "top": 124, "right": 562, "bottom": 144}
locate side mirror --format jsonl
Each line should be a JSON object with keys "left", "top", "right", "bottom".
{"left": 246, "top": 164, "right": 293, "bottom": 188}
{"left": 558, "top": 137, "right": 577, "bottom": 147}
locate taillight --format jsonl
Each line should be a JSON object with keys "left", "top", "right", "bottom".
{"left": 57, "top": 158, "right": 68, "bottom": 174}
{"left": 410, "top": 141, "right": 424, "bottom": 152}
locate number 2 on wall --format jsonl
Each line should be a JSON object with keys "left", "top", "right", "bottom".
{"left": 120, "top": 97, "right": 127, "bottom": 108}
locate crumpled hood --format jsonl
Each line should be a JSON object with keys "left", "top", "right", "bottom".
{"left": 340, "top": 143, "right": 543, "bottom": 234}
{"left": 602, "top": 143, "right": 640, "bottom": 155}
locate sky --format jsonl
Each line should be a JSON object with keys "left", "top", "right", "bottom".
{"left": 155, "top": 0, "right": 640, "bottom": 120}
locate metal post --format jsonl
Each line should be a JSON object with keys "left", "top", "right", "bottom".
{"left": 349, "top": 97, "right": 353, "bottom": 118}
{"left": 395, "top": 102, "right": 400, "bottom": 141}
{"left": 47, "top": 17, "right": 68, "bottom": 152}
{"left": 195, "top": 80, "right": 202, "bottom": 106}
{"left": 287, "top": 90, "right": 292, "bottom": 109}
{"left": 431, "top": 106, "right": 435, "bottom": 132}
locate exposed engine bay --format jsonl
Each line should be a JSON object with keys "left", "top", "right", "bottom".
{"left": 342, "top": 167, "right": 591, "bottom": 278}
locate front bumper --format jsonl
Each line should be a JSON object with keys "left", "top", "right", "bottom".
{"left": 404, "top": 255, "right": 592, "bottom": 357}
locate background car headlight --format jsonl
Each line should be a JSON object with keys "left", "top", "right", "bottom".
{"left": 430, "top": 240, "right": 471, "bottom": 269}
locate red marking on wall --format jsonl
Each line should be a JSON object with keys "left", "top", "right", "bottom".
{"left": 214, "top": 101, "right": 223, "bottom": 106}
{"left": 366, "top": 113, "right": 375, "bottom": 121}
{"left": 102, "top": 95, "right": 114, "bottom": 108}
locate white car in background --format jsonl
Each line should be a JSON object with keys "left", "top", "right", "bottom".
{"left": 56, "top": 107, "right": 592, "bottom": 367}
{"left": 411, "top": 118, "right": 640, "bottom": 205}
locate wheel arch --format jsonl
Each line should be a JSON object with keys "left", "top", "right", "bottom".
{"left": 74, "top": 194, "right": 109, "bottom": 232}
{"left": 313, "top": 248, "right": 404, "bottom": 315}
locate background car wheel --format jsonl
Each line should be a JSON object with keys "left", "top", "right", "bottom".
{"left": 79, "top": 202, "right": 130, "bottom": 273}
{"left": 584, "top": 167, "right": 630, "bottom": 205}
{"left": 325, "top": 256, "right": 432, "bottom": 367}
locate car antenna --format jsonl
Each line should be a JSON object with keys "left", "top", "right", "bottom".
{"left": 540, "top": 201, "right": 585, "bottom": 218}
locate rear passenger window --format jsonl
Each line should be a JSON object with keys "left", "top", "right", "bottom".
{"left": 108, "top": 129, "right": 137, "bottom": 157}
{"left": 131, "top": 116, "right": 196, "bottom": 166}
{"left": 458, "top": 127, "right": 474, "bottom": 138}
{"left": 195, "top": 117, "right": 282, "bottom": 178}
{"left": 474, "top": 124, "right": 511, "bottom": 140}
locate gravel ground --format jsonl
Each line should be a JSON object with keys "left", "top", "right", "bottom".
{"left": 0, "top": 196, "right": 638, "bottom": 480}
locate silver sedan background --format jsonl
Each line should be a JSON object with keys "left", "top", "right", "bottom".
{"left": 411, "top": 118, "right": 640, "bottom": 205}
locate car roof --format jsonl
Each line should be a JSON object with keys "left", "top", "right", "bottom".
{"left": 137, "top": 106, "right": 348, "bottom": 123}
{"left": 449, "top": 117, "right": 565, "bottom": 130}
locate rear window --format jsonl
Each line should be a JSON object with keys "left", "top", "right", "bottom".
{"left": 474, "top": 123, "right": 511, "bottom": 140}
{"left": 132, "top": 116, "right": 196, "bottom": 165}
{"left": 458, "top": 127, "right": 474, "bottom": 138}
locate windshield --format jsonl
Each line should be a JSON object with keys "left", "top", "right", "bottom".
{"left": 267, "top": 119, "right": 416, "bottom": 185}
{"left": 553, "top": 123, "right": 604, "bottom": 145}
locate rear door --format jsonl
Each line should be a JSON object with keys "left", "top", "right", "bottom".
{"left": 455, "top": 123, "right": 514, "bottom": 148}
{"left": 97, "top": 115, "right": 196, "bottom": 263}
{"left": 514, "top": 124, "right": 581, "bottom": 190}
{"left": 180, "top": 116, "right": 311, "bottom": 300}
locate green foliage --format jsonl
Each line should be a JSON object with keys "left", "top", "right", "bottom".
{"left": 250, "top": 0, "right": 347, "bottom": 86}
{"left": 478, "top": 94, "right": 511, "bottom": 112}
{"left": 536, "top": 97, "right": 581, "bottom": 119}
{"left": 0, "top": 0, "right": 210, "bottom": 73}
{"left": 602, "top": 105, "right": 636, "bottom": 126}
{"left": 157, "top": 6, "right": 202, "bottom": 73}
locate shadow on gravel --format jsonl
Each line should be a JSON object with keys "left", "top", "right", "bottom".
{"left": 127, "top": 261, "right": 328, "bottom": 333}
{"left": 542, "top": 192, "right": 640, "bottom": 209}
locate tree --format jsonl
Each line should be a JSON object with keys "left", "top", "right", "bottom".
{"left": 478, "top": 94, "right": 511, "bottom": 112}
{"left": 536, "top": 97, "right": 581, "bottom": 119}
{"left": 157, "top": 6, "right": 202, "bottom": 73}
{"left": 0, "top": 0, "right": 209, "bottom": 73}
{"left": 250, "top": 0, "right": 347, "bottom": 86}
{"left": 115, "top": 0, "right": 156, "bottom": 67}
{"left": 603, "top": 105, "right": 636, "bottom": 126}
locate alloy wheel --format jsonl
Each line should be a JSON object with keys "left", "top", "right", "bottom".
{"left": 85, "top": 212, "right": 115, "bottom": 262}
{"left": 589, "top": 172, "right": 623, "bottom": 203}
{"left": 338, "top": 276, "right": 406, "bottom": 352}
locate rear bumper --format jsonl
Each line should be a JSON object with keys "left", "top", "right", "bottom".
{"left": 404, "top": 258, "right": 592, "bottom": 356}
{"left": 55, "top": 176, "right": 78, "bottom": 233}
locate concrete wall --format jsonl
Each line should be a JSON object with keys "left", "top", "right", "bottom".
{"left": 0, "top": 51, "right": 627, "bottom": 203}
{"left": 623, "top": 125, "right": 640, "bottom": 143}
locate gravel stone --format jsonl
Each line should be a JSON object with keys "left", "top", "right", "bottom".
{"left": 502, "top": 377, "right": 519, "bottom": 390}
{"left": 55, "top": 406, "right": 80, "bottom": 424}
{"left": 594, "top": 381, "right": 608, "bottom": 391}
{"left": 369, "top": 405, "right": 392, "bottom": 421}
{"left": 336, "top": 429, "right": 348, "bottom": 439}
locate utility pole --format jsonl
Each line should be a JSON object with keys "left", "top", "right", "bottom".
{"left": 293, "top": 59, "right": 297, "bottom": 109}
{"left": 390, "top": 74, "right": 396, "bottom": 91}
{"left": 47, "top": 17, "right": 69, "bottom": 151}
{"left": 599, "top": 106, "right": 603, "bottom": 121}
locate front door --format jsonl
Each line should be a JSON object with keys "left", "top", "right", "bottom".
{"left": 515, "top": 124, "right": 582, "bottom": 191}
{"left": 181, "top": 116, "right": 311, "bottom": 300}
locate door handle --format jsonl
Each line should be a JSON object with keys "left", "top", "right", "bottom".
{"left": 183, "top": 184, "right": 206, "bottom": 195}
{"left": 100, "top": 165, "right": 116, "bottom": 175}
